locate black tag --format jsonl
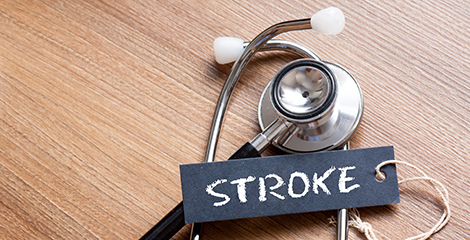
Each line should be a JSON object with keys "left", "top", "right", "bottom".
{"left": 180, "top": 146, "right": 399, "bottom": 223}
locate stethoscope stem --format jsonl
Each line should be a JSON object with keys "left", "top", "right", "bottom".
{"left": 250, "top": 118, "right": 293, "bottom": 153}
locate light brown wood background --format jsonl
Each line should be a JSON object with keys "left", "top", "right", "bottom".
{"left": 1, "top": 0, "right": 469, "bottom": 239}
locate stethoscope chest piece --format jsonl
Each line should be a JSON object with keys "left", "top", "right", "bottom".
{"left": 258, "top": 58, "right": 363, "bottom": 153}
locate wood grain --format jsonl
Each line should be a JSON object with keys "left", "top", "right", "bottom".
{"left": 1, "top": 0, "right": 469, "bottom": 239}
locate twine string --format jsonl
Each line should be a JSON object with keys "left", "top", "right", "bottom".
{"left": 329, "top": 160, "right": 451, "bottom": 240}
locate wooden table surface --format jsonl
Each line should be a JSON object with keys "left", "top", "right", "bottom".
{"left": 1, "top": 0, "right": 469, "bottom": 239}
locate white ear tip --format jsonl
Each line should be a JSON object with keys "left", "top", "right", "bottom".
{"left": 310, "top": 7, "right": 345, "bottom": 35}
{"left": 213, "top": 37, "right": 244, "bottom": 64}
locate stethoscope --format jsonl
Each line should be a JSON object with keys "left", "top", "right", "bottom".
{"left": 141, "top": 7, "right": 363, "bottom": 240}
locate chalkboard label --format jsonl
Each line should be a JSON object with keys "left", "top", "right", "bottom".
{"left": 180, "top": 146, "right": 399, "bottom": 223}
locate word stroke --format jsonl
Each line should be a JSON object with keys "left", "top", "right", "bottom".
{"left": 206, "top": 166, "right": 359, "bottom": 207}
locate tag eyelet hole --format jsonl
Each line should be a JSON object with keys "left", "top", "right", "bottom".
{"left": 376, "top": 171, "right": 386, "bottom": 182}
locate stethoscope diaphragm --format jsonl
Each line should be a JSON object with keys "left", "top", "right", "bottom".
{"left": 259, "top": 59, "right": 363, "bottom": 153}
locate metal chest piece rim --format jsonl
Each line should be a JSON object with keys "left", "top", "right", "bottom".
{"left": 258, "top": 59, "right": 364, "bottom": 153}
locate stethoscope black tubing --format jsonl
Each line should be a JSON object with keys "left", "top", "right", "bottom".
{"left": 139, "top": 201, "right": 185, "bottom": 240}
{"left": 139, "top": 142, "right": 261, "bottom": 240}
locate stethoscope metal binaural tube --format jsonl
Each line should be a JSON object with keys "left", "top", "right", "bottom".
{"left": 337, "top": 143, "right": 350, "bottom": 240}
{"left": 203, "top": 18, "right": 313, "bottom": 165}
{"left": 204, "top": 5, "right": 346, "bottom": 166}
{"left": 245, "top": 39, "right": 321, "bottom": 61}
